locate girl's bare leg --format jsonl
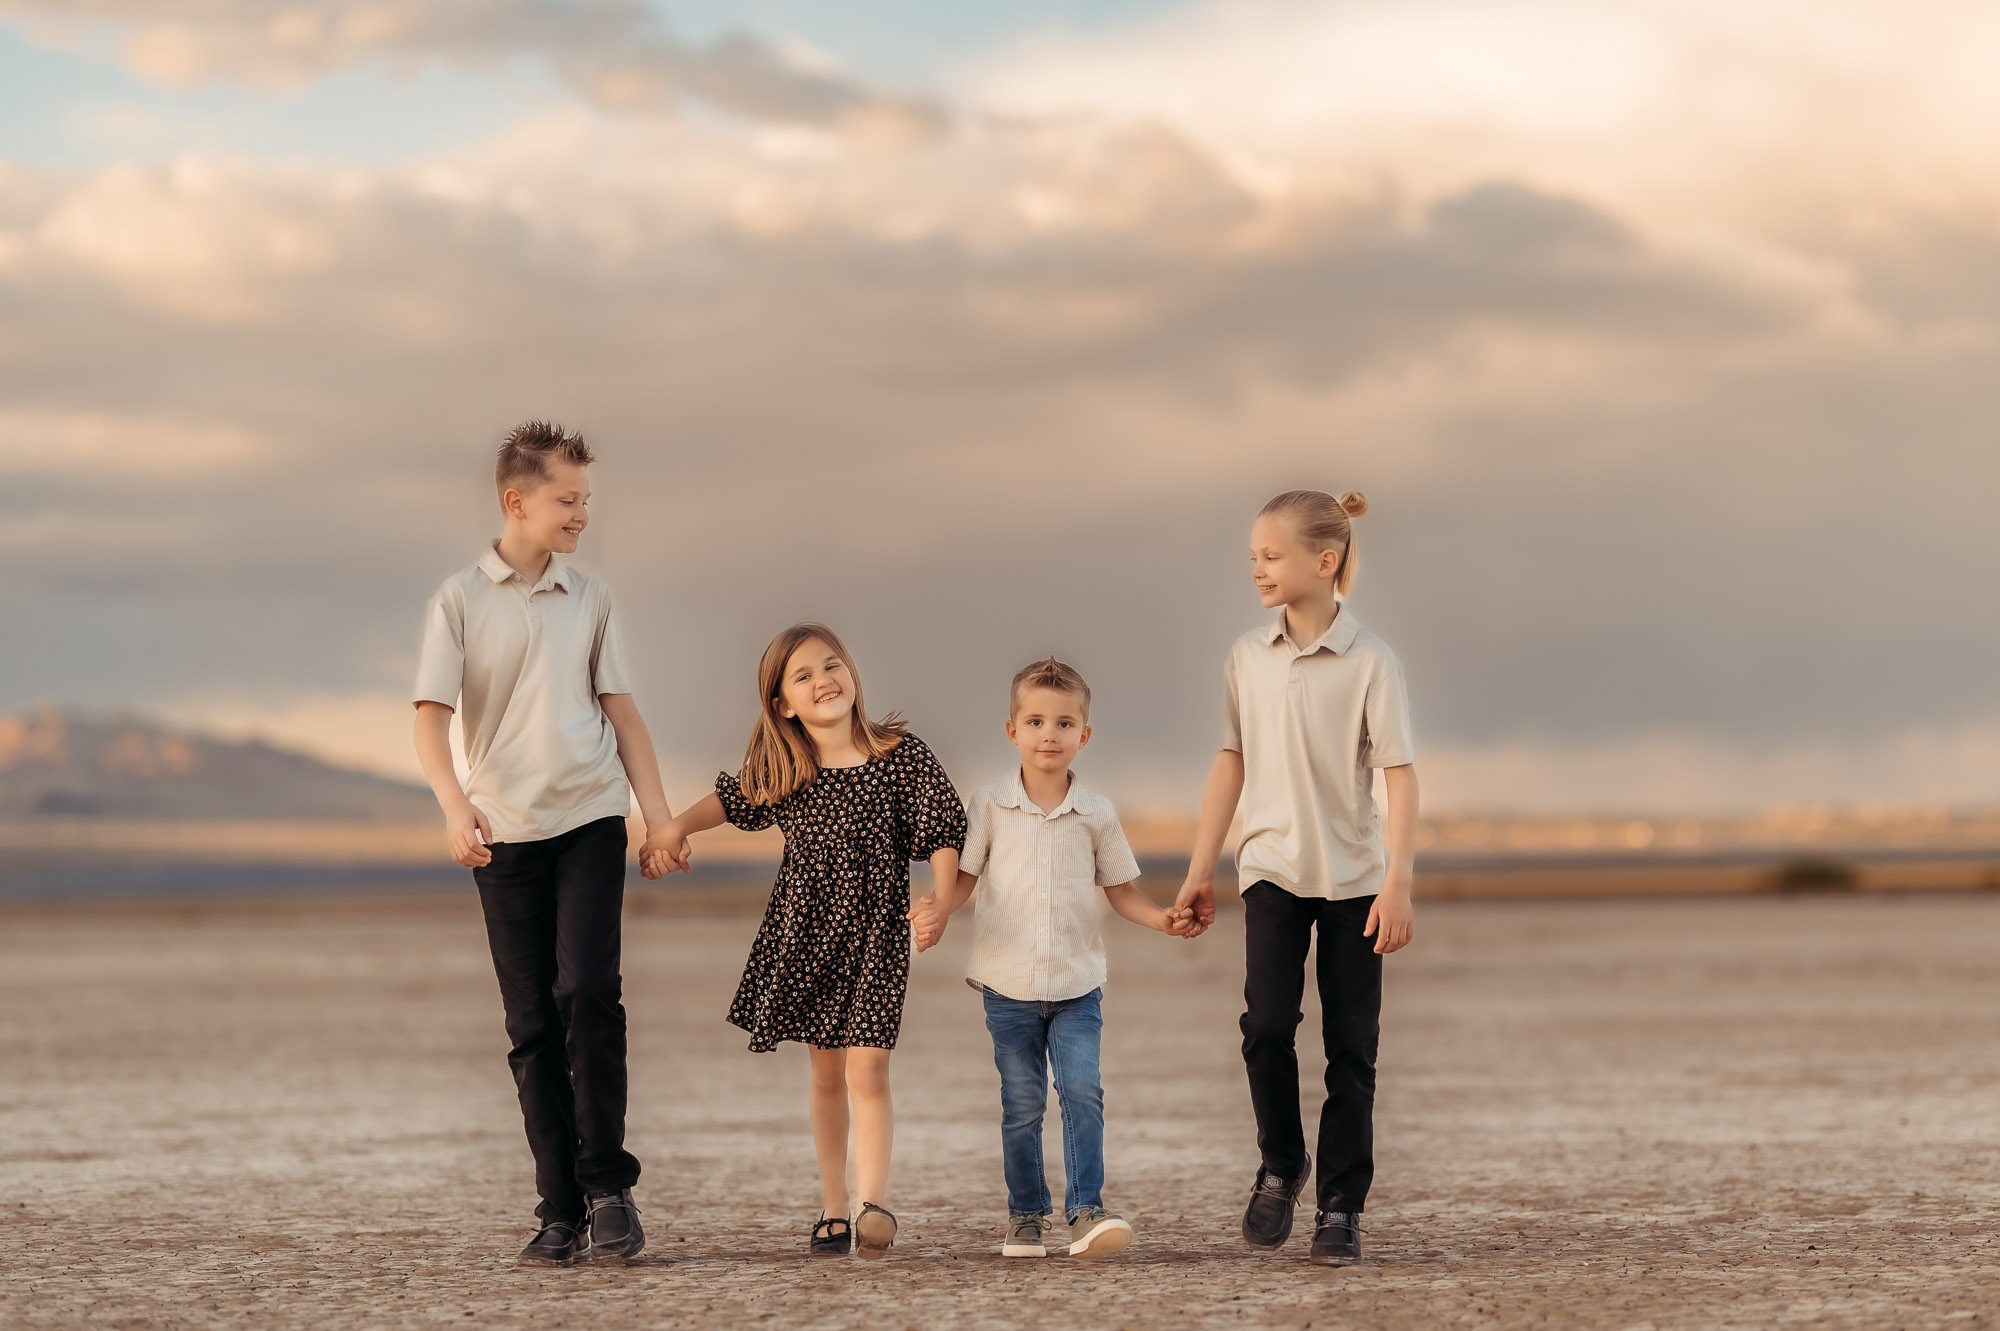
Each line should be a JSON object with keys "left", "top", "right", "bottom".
{"left": 846, "top": 1047, "right": 893, "bottom": 1207}
{"left": 808, "top": 1047, "right": 851, "bottom": 1218}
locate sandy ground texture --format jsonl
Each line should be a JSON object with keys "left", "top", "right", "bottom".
{"left": 3, "top": 889, "right": 1997, "bottom": 1329}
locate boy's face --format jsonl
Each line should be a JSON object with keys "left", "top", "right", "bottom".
{"left": 503, "top": 461, "right": 590, "bottom": 556}
{"left": 1250, "top": 512, "right": 1339, "bottom": 610}
{"left": 774, "top": 638, "right": 857, "bottom": 730}
{"left": 1006, "top": 686, "right": 1091, "bottom": 777}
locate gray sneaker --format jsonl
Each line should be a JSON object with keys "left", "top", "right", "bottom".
{"left": 1001, "top": 1212, "right": 1052, "bottom": 1259}
{"left": 1066, "top": 1206, "right": 1133, "bottom": 1260}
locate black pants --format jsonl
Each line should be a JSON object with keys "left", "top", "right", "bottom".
{"left": 1240, "top": 880, "right": 1382, "bottom": 1212}
{"left": 473, "top": 814, "right": 641, "bottom": 1221}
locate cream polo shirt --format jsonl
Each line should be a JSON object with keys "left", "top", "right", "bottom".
{"left": 1221, "top": 605, "right": 1415, "bottom": 902}
{"left": 960, "top": 769, "right": 1144, "bottom": 1003}
{"left": 412, "top": 544, "right": 634, "bottom": 845}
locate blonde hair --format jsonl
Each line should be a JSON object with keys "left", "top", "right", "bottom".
{"left": 1009, "top": 657, "right": 1091, "bottom": 720}
{"left": 739, "top": 622, "right": 906, "bottom": 805}
{"left": 1259, "top": 489, "right": 1369, "bottom": 596}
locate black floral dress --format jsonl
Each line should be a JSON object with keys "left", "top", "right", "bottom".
{"left": 715, "top": 733, "right": 967, "bottom": 1053}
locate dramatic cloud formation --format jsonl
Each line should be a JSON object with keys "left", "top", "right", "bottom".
{"left": 1, "top": 0, "right": 1995, "bottom": 812}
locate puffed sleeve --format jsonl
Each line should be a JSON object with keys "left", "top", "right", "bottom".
{"left": 896, "top": 736, "right": 967, "bottom": 861}
{"left": 714, "top": 769, "right": 779, "bottom": 832}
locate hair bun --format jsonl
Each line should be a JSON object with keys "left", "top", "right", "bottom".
{"left": 1337, "top": 490, "right": 1369, "bottom": 518}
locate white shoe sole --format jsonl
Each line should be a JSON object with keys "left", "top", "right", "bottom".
{"left": 1000, "top": 1242, "right": 1048, "bottom": 1258}
{"left": 1067, "top": 1218, "right": 1133, "bottom": 1260}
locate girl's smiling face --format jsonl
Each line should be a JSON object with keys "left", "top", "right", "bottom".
{"left": 774, "top": 637, "right": 856, "bottom": 729}
{"left": 1250, "top": 512, "right": 1341, "bottom": 609}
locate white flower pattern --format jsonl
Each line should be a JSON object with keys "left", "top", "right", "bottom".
{"left": 715, "top": 734, "right": 967, "bottom": 1053}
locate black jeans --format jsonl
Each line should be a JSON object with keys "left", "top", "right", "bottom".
{"left": 473, "top": 814, "right": 641, "bottom": 1221}
{"left": 1240, "top": 880, "right": 1382, "bottom": 1212}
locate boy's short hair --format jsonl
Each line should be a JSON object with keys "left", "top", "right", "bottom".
{"left": 496, "top": 420, "right": 594, "bottom": 499}
{"left": 1009, "top": 657, "right": 1091, "bottom": 720}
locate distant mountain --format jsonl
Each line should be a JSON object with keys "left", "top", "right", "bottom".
{"left": 0, "top": 705, "right": 435, "bottom": 821}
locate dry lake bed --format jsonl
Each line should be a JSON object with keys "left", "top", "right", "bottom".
{"left": 3, "top": 889, "right": 1996, "bottom": 1329}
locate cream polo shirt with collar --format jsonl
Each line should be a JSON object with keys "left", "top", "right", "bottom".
{"left": 960, "top": 768, "right": 1144, "bottom": 1003}
{"left": 1220, "top": 603, "right": 1415, "bottom": 902}
{"left": 412, "top": 543, "right": 634, "bottom": 845}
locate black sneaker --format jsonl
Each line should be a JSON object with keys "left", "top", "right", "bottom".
{"left": 811, "top": 1212, "right": 852, "bottom": 1256}
{"left": 1240, "top": 1154, "right": 1311, "bottom": 1250}
{"left": 517, "top": 1218, "right": 587, "bottom": 1267}
{"left": 585, "top": 1188, "right": 645, "bottom": 1262}
{"left": 1310, "top": 1210, "right": 1363, "bottom": 1265}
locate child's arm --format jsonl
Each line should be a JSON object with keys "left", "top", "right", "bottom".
{"left": 600, "top": 693, "right": 677, "bottom": 879}
{"left": 1364, "top": 764, "right": 1418, "bottom": 954}
{"left": 413, "top": 701, "right": 491, "bottom": 868}
{"left": 1103, "top": 881, "right": 1175, "bottom": 934}
{"left": 1174, "top": 748, "right": 1245, "bottom": 939}
{"left": 641, "top": 792, "right": 727, "bottom": 877}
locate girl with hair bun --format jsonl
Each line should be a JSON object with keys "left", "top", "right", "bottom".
{"left": 1174, "top": 487, "right": 1420, "bottom": 1267}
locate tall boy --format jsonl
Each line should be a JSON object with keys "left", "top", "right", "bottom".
{"left": 412, "top": 421, "right": 676, "bottom": 1267}
{"left": 910, "top": 658, "right": 1189, "bottom": 1261}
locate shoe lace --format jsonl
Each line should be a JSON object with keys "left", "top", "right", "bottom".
{"left": 588, "top": 1192, "right": 640, "bottom": 1216}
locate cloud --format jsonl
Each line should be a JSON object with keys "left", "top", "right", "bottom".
{"left": 0, "top": 0, "right": 948, "bottom": 139}
{"left": 0, "top": 3, "right": 1996, "bottom": 811}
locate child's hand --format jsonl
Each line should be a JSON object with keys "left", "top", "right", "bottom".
{"left": 1363, "top": 885, "right": 1414, "bottom": 954}
{"left": 908, "top": 895, "right": 946, "bottom": 951}
{"left": 640, "top": 825, "right": 691, "bottom": 879}
{"left": 1172, "top": 876, "right": 1215, "bottom": 940}
{"left": 1163, "top": 905, "right": 1199, "bottom": 937}
{"left": 445, "top": 802, "right": 494, "bottom": 868}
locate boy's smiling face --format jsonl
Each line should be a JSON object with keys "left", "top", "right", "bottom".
{"left": 1007, "top": 686, "right": 1091, "bottom": 778}
{"left": 504, "top": 460, "right": 590, "bottom": 556}
{"left": 1250, "top": 512, "right": 1340, "bottom": 609}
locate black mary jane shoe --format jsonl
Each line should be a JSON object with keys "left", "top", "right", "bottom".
{"left": 811, "top": 1212, "right": 853, "bottom": 1256}
{"left": 1309, "top": 1210, "right": 1364, "bottom": 1266}
{"left": 517, "top": 1218, "right": 587, "bottom": 1268}
{"left": 854, "top": 1201, "right": 898, "bottom": 1259}
{"left": 585, "top": 1188, "right": 646, "bottom": 1262}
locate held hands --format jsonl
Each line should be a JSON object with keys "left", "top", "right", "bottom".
{"left": 445, "top": 802, "right": 494, "bottom": 868}
{"left": 1363, "top": 877, "right": 1415, "bottom": 954}
{"left": 908, "top": 895, "right": 946, "bottom": 951}
{"left": 1170, "top": 874, "right": 1217, "bottom": 940}
{"left": 640, "top": 824, "right": 692, "bottom": 880}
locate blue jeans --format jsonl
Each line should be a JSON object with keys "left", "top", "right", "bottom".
{"left": 982, "top": 987, "right": 1105, "bottom": 1221}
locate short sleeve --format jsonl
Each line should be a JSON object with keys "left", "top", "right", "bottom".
{"left": 1364, "top": 653, "right": 1416, "bottom": 768}
{"left": 1091, "top": 809, "right": 1142, "bottom": 888}
{"left": 592, "top": 594, "right": 632, "bottom": 697}
{"left": 714, "top": 769, "right": 778, "bottom": 832}
{"left": 412, "top": 587, "right": 464, "bottom": 709}
{"left": 959, "top": 792, "right": 992, "bottom": 877}
{"left": 896, "top": 737, "right": 967, "bottom": 862}
{"left": 1218, "top": 649, "right": 1243, "bottom": 752}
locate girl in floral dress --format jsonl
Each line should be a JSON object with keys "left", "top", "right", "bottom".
{"left": 651, "top": 622, "right": 966, "bottom": 1258}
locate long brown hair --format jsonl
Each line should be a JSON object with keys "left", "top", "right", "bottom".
{"left": 739, "top": 622, "right": 907, "bottom": 805}
{"left": 1259, "top": 489, "right": 1369, "bottom": 596}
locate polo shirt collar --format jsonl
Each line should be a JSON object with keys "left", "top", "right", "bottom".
{"left": 996, "top": 766, "right": 1090, "bottom": 819}
{"left": 1269, "top": 602, "right": 1359, "bottom": 655}
{"left": 480, "top": 543, "right": 572, "bottom": 593}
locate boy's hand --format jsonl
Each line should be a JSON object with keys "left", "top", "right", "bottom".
{"left": 1173, "top": 875, "right": 1216, "bottom": 940}
{"left": 446, "top": 802, "right": 494, "bottom": 868}
{"left": 1363, "top": 883, "right": 1414, "bottom": 954}
{"left": 908, "top": 895, "right": 945, "bottom": 951}
{"left": 640, "top": 827, "right": 691, "bottom": 879}
{"left": 1163, "top": 905, "right": 1199, "bottom": 937}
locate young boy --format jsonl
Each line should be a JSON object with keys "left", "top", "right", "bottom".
{"left": 411, "top": 421, "right": 678, "bottom": 1267}
{"left": 910, "top": 658, "right": 1189, "bottom": 1261}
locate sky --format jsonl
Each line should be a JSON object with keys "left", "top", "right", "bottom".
{"left": 1, "top": 0, "right": 1996, "bottom": 816}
